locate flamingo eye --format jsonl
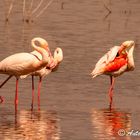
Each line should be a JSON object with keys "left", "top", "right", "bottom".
{"left": 35, "top": 41, "right": 41, "bottom": 47}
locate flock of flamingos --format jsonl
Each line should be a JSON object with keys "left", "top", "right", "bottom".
{"left": 0, "top": 37, "right": 135, "bottom": 110}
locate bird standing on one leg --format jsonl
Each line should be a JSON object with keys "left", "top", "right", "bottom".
{"left": 91, "top": 41, "right": 135, "bottom": 106}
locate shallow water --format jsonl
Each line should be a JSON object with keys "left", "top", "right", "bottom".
{"left": 0, "top": 0, "right": 140, "bottom": 140}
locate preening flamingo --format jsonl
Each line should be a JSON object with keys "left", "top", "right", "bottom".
{"left": 21, "top": 37, "right": 54, "bottom": 108}
{"left": 20, "top": 47, "right": 63, "bottom": 109}
{"left": 0, "top": 37, "right": 50, "bottom": 110}
{"left": 91, "top": 41, "right": 135, "bottom": 105}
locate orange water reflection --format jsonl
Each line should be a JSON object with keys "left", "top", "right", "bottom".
{"left": 91, "top": 107, "right": 131, "bottom": 140}
{"left": 0, "top": 109, "right": 61, "bottom": 140}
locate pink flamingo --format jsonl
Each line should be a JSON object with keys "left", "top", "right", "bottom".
{"left": 0, "top": 37, "right": 50, "bottom": 110}
{"left": 91, "top": 41, "right": 135, "bottom": 105}
{"left": 20, "top": 47, "right": 63, "bottom": 109}
{"left": 0, "top": 37, "right": 63, "bottom": 109}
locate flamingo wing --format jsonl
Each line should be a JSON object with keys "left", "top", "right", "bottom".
{"left": 91, "top": 46, "right": 121, "bottom": 78}
{"left": 105, "top": 57, "right": 127, "bottom": 72}
{"left": 0, "top": 53, "right": 43, "bottom": 76}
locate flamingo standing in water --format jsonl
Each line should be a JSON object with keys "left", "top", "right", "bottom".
{"left": 0, "top": 37, "right": 51, "bottom": 110}
{"left": 21, "top": 37, "right": 54, "bottom": 108}
{"left": 91, "top": 41, "right": 135, "bottom": 105}
{"left": 0, "top": 37, "right": 63, "bottom": 109}
{"left": 20, "top": 47, "right": 63, "bottom": 109}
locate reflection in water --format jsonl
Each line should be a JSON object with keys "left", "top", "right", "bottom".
{"left": 91, "top": 107, "right": 131, "bottom": 140}
{"left": 0, "top": 109, "right": 61, "bottom": 140}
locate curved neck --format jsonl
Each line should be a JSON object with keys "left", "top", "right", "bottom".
{"left": 32, "top": 37, "right": 53, "bottom": 59}
{"left": 31, "top": 39, "right": 49, "bottom": 69}
{"left": 127, "top": 45, "right": 135, "bottom": 71}
{"left": 31, "top": 37, "right": 48, "bottom": 50}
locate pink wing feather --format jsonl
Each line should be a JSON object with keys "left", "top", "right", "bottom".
{"left": 91, "top": 46, "right": 121, "bottom": 78}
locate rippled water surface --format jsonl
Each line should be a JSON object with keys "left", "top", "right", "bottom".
{"left": 0, "top": 0, "right": 140, "bottom": 140}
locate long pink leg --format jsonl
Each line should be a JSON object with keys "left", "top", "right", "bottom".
{"left": 31, "top": 75, "right": 34, "bottom": 110}
{"left": 15, "top": 78, "right": 19, "bottom": 111}
{"left": 38, "top": 77, "right": 42, "bottom": 110}
{"left": 0, "top": 75, "right": 13, "bottom": 103}
{"left": 109, "top": 76, "right": 115, "bottom": 107}
{"left": 0, "top": 96, "right": 4, "bottom": 103}
{"left": 0, "top": 75, "right": 13, "bottom": 88}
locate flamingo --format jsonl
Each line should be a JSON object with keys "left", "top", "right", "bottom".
{"left": 0, "top": 37, "right": 51, "bottom": 110}
{"left": 91, "top": 41, "right": 135, "bottom": 105}
{"left": 20, "top": 47, "right": 63, "bottom": 109}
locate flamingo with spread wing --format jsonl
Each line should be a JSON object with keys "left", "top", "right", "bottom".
{"left": 91, "top": 41, "right": 135, "bottom": 105}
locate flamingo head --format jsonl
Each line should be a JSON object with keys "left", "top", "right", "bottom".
{"left": 121, "top": 40, "right": 135, "bottom": 51}
{"left": 51, "top": 48, "right": 63, "bottom": 72}
{"left": 119, "top": 40, "right": 135, "bottom": 55}
{"left": 54, "top": 48, "right": 63, "bottom": 63}
{"left": 32, "top": 37, "right": 49, "bottom": 50}
{"left": 122, "top": 41, "right": 135, "bottom": 70}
